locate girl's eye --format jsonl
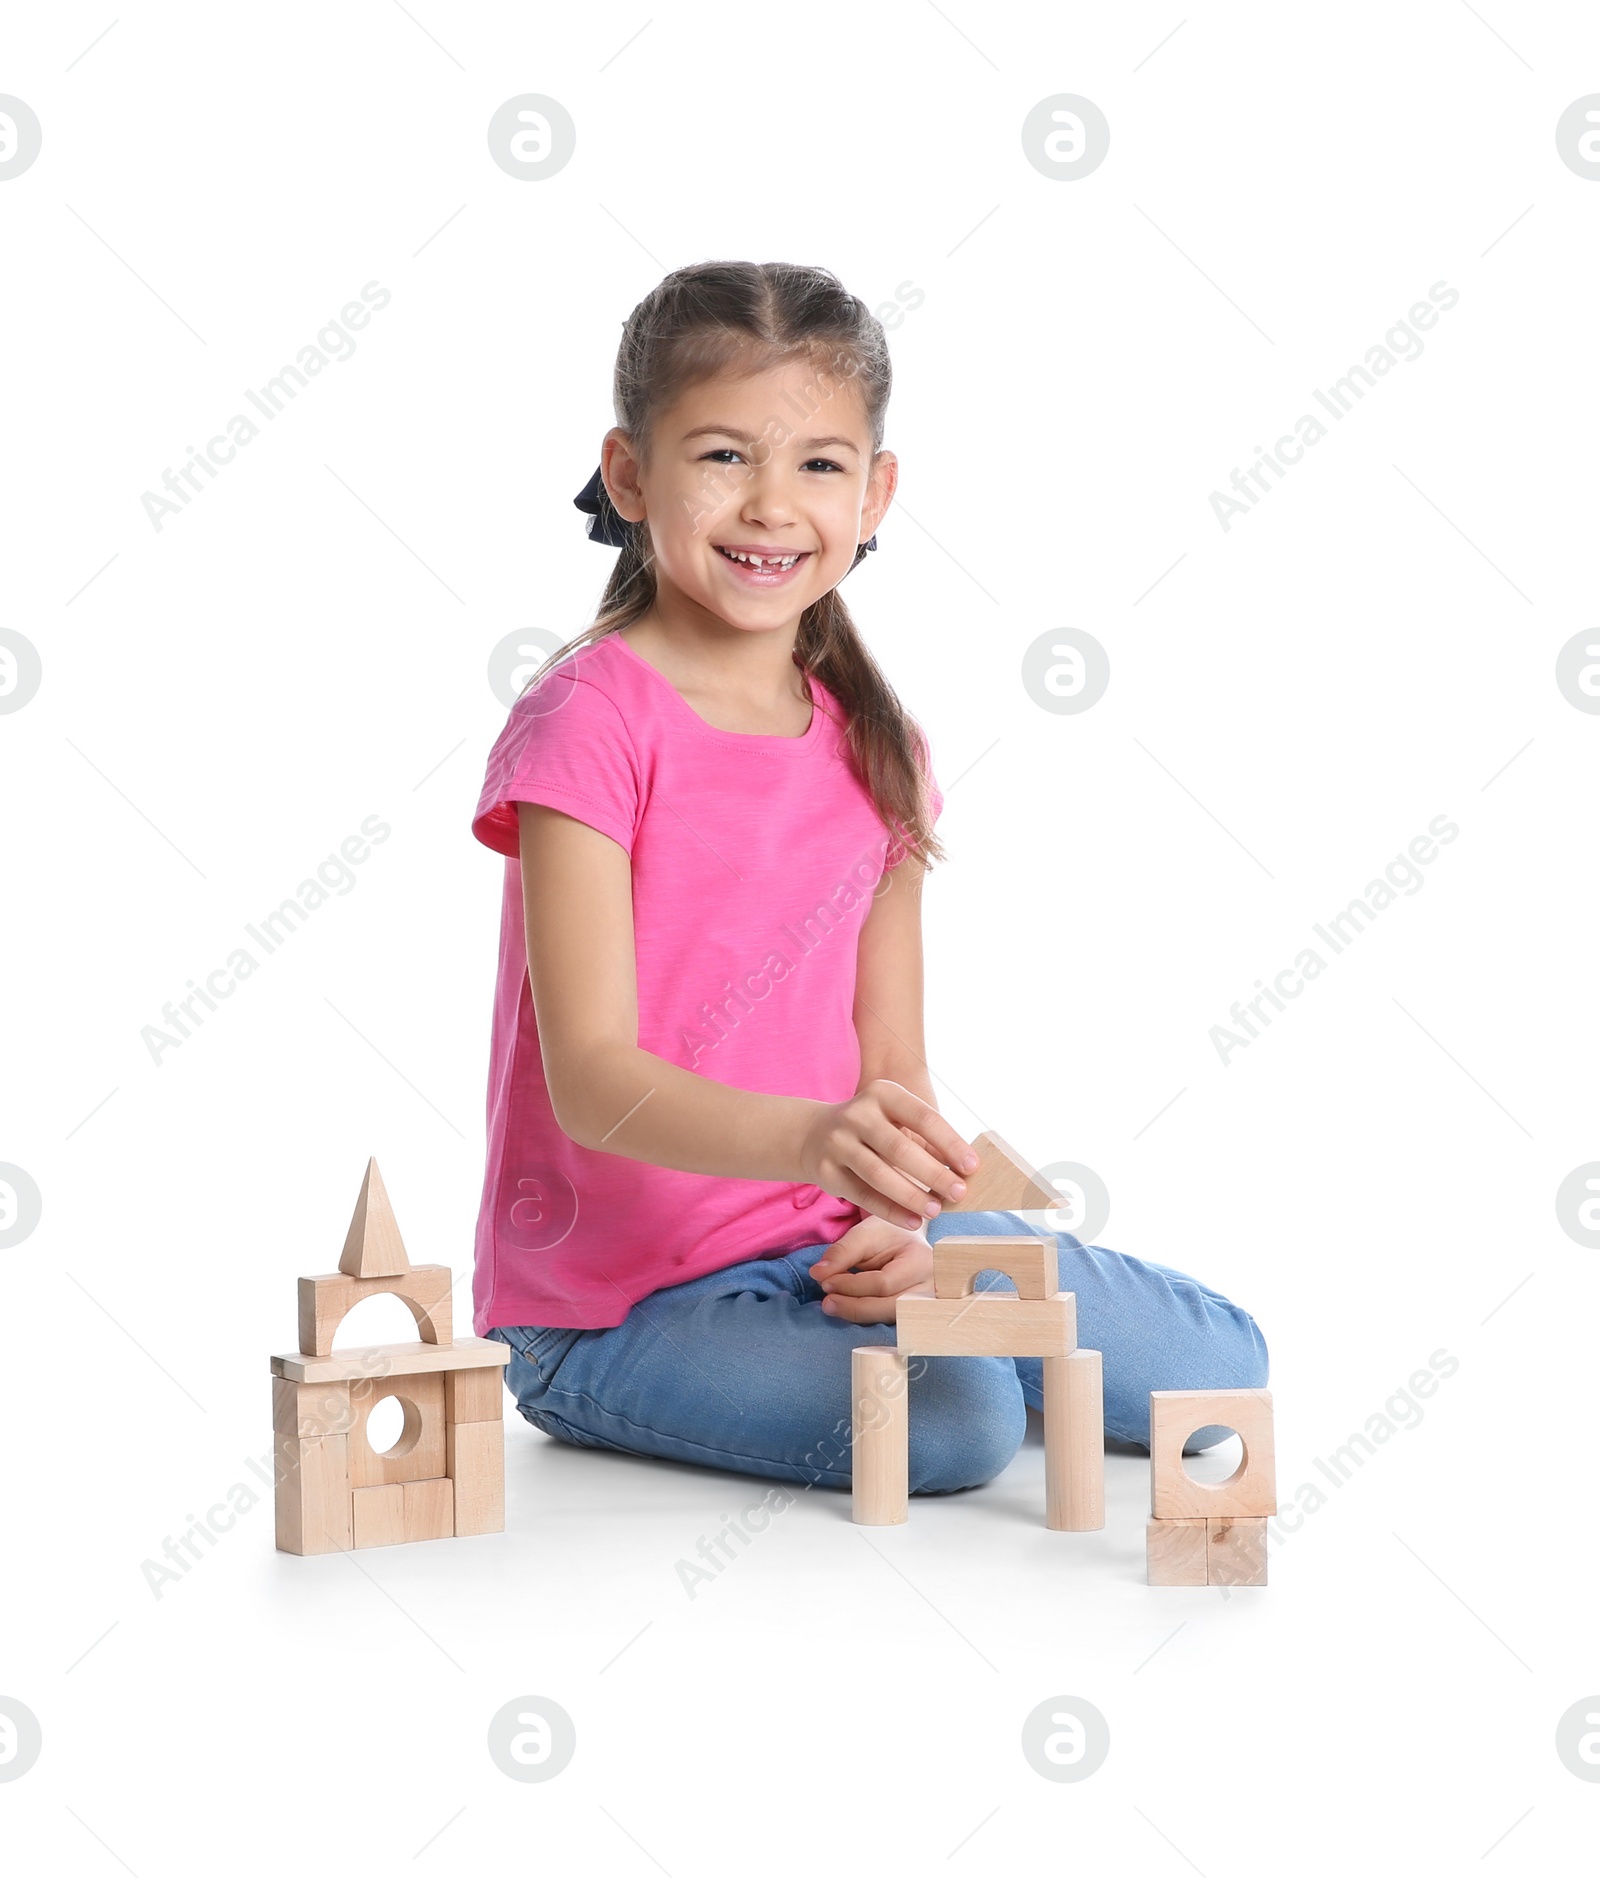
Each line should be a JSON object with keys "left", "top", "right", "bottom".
{"left": 695, "top": 449, "right": 847, "bottom": 474}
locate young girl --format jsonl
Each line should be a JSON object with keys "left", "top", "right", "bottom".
{"left": 470, "top": 259, "right": 1266, "bottom": 1494}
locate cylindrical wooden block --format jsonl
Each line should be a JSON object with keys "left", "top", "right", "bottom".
{"left": 851, "top": 1346, "right": 909, "bottom": 1525}
{"left": 1043, "top": 1349, "right": 1104, "bottom": 1531}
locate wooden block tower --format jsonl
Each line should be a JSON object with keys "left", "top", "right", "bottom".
{"left": 271, "top": 1158, "right": 512, "bottom": 1554}
{"left": 1145, "top": 1388, "right": 1275, "bottom": 1586}
{"left": 851, "top": 1131, "right": 1105, "bottom": 1532}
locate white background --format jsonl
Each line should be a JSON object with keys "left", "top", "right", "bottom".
{"left": 3, "top": 2, "right": 1597, "bottom": 1870}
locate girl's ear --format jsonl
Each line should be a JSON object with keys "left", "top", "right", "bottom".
{"left": 600, "top": 427, "right": 647, "bottom": 522}
{"left": 860, "top": 448, "right": 899, "bottom": 544}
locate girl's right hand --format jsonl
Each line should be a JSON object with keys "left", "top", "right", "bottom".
{"left": 799, "top": 1080, "right": 978, "bottom": 1229}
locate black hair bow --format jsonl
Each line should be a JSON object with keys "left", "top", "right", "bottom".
{"left": 573, "top": 465, "right": 635, "bottom": 547}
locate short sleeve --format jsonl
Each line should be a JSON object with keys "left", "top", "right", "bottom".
{"left": 472, "top": 663, "right": 642, "bottom": 860}
{"left": 882, "top": 719, "right": 942, "bottom": 871}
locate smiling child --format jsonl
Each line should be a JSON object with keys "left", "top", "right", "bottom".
{"left": 470, "top": 259, "right": 1267, "bottom": 1491}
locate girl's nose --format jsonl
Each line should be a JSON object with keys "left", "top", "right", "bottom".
{"left": 738, "top": 466, "right": 797, "bottom": 529}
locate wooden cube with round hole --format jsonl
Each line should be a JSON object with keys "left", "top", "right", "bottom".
{"left": 271, "top": 1158, "right": 511, "bottom": 1554}
{"left": 1148, "top": 1388, "right": 1276, "bottom": 1521}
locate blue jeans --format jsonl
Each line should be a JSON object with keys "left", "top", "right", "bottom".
{"left": 487, "top": 1210, "right": 1268, "bottom": 1494}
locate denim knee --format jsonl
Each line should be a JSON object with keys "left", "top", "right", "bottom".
{"left": 1181, "top": 1308, "right": 1270, "bottom": 1451}
{"left": 908, "top": 1357, "right": 1026, "bottom": 1494}
{"left": 1101, "top": 1292, "right": 1272, "bottom": 1450}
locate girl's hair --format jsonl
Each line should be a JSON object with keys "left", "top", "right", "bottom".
{"left": 522, "top": 258, "right": 944, "bottom": 870}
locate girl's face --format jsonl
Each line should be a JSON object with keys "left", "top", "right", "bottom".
{"left": 600, "top": 353, "right": 897, "bottom": 634}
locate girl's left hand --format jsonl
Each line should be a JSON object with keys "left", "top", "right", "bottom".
{"left": 808, "top": 1215, "right": 933, "bottom": 1325}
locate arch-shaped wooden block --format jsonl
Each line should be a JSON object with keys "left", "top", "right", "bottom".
{"left": 1149, "top": 1388, "right": 1276, "bottom": 1519}
{"left": 297, "top": 1265, "right": 453, "bottom": 1357}
{"left": 933, "top": 1235, "right": 1057, "bottom": 1300}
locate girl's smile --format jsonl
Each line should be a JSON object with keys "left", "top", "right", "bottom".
{"left": 711, "top": 542, "right": 814, "bottom": 588}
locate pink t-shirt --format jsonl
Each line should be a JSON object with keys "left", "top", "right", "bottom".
{"left": 469, "top": 630, "right": 943, "bottom": 1332}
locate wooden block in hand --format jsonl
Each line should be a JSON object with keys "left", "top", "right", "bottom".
{"left": 352, "top": 1482, "right": 406, "bottom": 1549}
{"left": 349, "top": 1371, "right": 445, "bottom": 1489}
{"left": 274, "top": 1434, "right": 352, "bottom": 1555}
{"left": 1043, "top": 1350, "right": 1104, "bottom": 1531}
{"left": 339, "top": 1157, "right": 410, "bottom": 1277}
{"left": 447, "top": 1364, "right": 505, "bottom": 1424}
{"left": 448, "top": 1419, "right": 505, "bottom": 1536}
{"left": 933, "top": 1236, "right": 1057, "bottom": 1300}
{"left": 1146, "top": 1516, "right": 1207, "bottom": 1586}
{"left": 297, "top": 1264, "right": 454, "bottom": 1357}
{"left": 1149, "top": 1388, "right": 1276, "bottom": 1520}
{"left": 896, "top": 1290, "right": 1075, "bottom": 1357}
{"left": 1207, "top": 1517, "right": 1268, "bottom": 1586}
{"left": 851, "top": 1346, "right": 909, "bottom": 1525}
{"left": 402, "top": 1477, "right": 455, "bottom": 1543}
{"left": 956, "top": 1132, "right": 1062, "bottom": 1212}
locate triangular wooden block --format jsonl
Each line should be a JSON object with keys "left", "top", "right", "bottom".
{"left": 338, "top": 1158, "right": 410, "bottom": 1277}
{"left": 958, "top": 1131, "right": 1061, "bottom": 1212}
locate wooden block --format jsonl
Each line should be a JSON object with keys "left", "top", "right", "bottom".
{"left": 339, "top": 1158, "right": 410, "bottom": 1277}
{"left": 933, "top": 1235, "right": 1057, "bottom": 1301}
{"left": 1043, "top": 1350, "right": 1104, "bottom": 1531}
{"left": 402, "top": 1477, "right": 455, "bottom": 1542}
{"left": 274, "top": 1434, "right": 352, "bottom": 1555}
{"left": 448, "top": 1419, "right": 505, "bottom": 1536}
{"left": 1146, "top": 1516, "right": 1207, "bottom": 1586}
{"left": 956, "top": 1131, "right": 1062, "bottom": 1212}
{"left": 271, "top": 1336, "right": 512, "bottom": 1384}
{"left": 297, "top": 1264, "right": 454, "bottom": 1357}
{"left": 895, "top": 1290, "right": 1075, "bottom": 1358}
{"left": 1208, "top": 1516, "right": 1268, "bottom": 1587}
{"left": 352, "top": 1482, "right": 406, "bottom": 1549}
{"left": 349, "top": 1370, "right": 445, "bottom": 1489}
{"left": 851, "top": 1346, "right": 909, "bottom": 1525}
{"left": 446, "top": 1364, "right": 505, "bottom": 1424}
{"left": 272, "top": 1373, "right": 353, "bottom": 1442}
{"left": 1149, "top": 1388, "right": 1276, "bottom": 1519}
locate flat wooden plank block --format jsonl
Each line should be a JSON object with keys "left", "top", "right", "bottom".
{"left": 349, "top": 1370, "right": 445, "bottom": 1489}
{"left": 1146, "top": 1517, "right": 1207, "bottom": 1586}
{"left": 339, "top": 1158, "right": 410, "bottom": 1277}
{"left": 896, "top": 1291, "right": 1075, "bottom": 1357}
{"left": 297, "top": 1264, "right": 454, "bottom": 1357}
{"left": 1208, "top": 1516, "right": 1268, "bottom": 1586}
{"left": 447, "top": 1364, "right": 505, "bottom": 1424}
{"left": 956, "top": 1131, "right": 1062, "bottom": 1212}
{"left": 403, "top": 1477, "right": 455, "bottom": 1543}
{"left": 271, "top": 1336, "right": 512, "bottom": 1383}
{"left": 1043, "top": 1350, "right": 1104, "bottom": 1531}
{"left": 933, "top": 1236, "right": 1057, "bottom": 1301}
{"left": 352, "top": 1482, "right": 407, "bottom": 1549}
{"left": 1149, "top": 1388, "right": 1276, "bottom": 1519}
{"left": 851, "top": 1347, "right": 909, "bottom": 1526}
{"left": 448, "top": 1419, "right": 505, "bottom": 1536}
{"left": 272, "top": 1374, "right": 353, "bottom": 1441}
{"left": 274, "top": 1434, "right": 352, "bottom": 1555}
